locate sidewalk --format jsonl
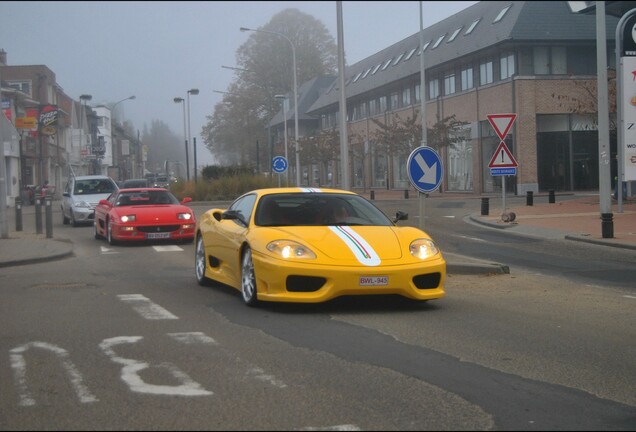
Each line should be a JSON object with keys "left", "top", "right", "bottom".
{"left": 1, "top": 192, "right": 634, "bottom": 272}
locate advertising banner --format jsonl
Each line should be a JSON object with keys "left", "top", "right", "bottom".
{"left": 39, "top": 105, "right": 58, "bottom": 136}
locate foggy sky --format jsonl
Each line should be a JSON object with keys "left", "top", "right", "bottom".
{"left": 0, "top": 1, "right": 477, "bottom": 166}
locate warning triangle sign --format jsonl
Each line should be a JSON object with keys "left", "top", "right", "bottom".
{"left": 487, "top": 114, "right": 517, "bottom": 141}
{"left": 489, "top": 141, "right": 518, "bottom": 168}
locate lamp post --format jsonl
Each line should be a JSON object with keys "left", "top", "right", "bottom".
{"left": 173, "top": 97, "right": 188, "bottom": 181}
{"left": 240, "top": 26, "right": 300, "bottom": 186}
{"left": 187, "top": 88, "right": 199, "bottom": 182}
{"left": 109, "top": 95, "right": 135, "bottom": 178}
{"left": 110, "top": 95, "right": 135, "bottom": 119}
{"left": 274, "top": 95, "right": 289, "bottom": 184}
{"left": 79, "top": 94, "right": 92, "bottom": 175}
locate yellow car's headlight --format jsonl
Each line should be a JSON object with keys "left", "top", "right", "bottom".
{"left": 120, "top": 215, "right": 136, "bottom": 223}
{"left": 409, "top": 238, "right": 439, "bottom": 259}
{"left": 267, "top": 240, "right": 316, "bottom": 259}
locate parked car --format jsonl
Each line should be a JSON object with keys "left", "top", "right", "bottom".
{"left": 195, "top": 187, "right": 446, "bottom": 306}
{"left": 61, "top": 175, "right": 118, "bottom": 227}
{"left": 94, "top": 188, "right": 195, "bottom": 245}
{"left": 121, "top": 178, "right": 149, "bottom": 188}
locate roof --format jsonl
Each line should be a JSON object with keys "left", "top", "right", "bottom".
{"left": 268, "top": 75, "right": 336, "bottom": 127}
{"left": 307, "top": 1, "right": 620, "bottom": 114}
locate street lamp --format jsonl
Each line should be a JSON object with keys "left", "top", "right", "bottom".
{"left": 173, "top": 97, "right": 189, "bottom": 181}
{"left": 274, "top": 95, "right": 289, "bottom": 183}
{"left": 187, "top": 88, "right": 199, "bottom": 183}
{"left": 240, "top": 26, "right": 300, "bottom": 186}
{"left": 110, "top": 95, "right": 135, "bottom": 118}
{"left": 79, "top": 94, "right": 92, "bottom": 174}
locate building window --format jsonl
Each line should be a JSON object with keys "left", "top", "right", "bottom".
{"left": 352, "top": 72, "right": 363, "bottom": 83}
{"left": 402, "top": 87, "right": 411, "bottom": 106}
{"left": 448, "top": 27, "right": 462, "bottom": 42}
{"left": 465, "top": 18, "right": 480, "bottom": 35}
{"left": 379, "top": 96, "right": 387, "bottom": 113}
{"left": 461, "top": 67, "right": 474, "bottom": 90}
{"left": 533, "top": 47, "right": 567, "bottom": 74}
{"left": 381, "top": 59, "right": 392, "bottom": 71}
{"left": 419, "top": 41, "right": 431, "bottom": 54}
{"left": 7, "top": 81, "right": 31, "bottom": 96}
{"left": 361, "top": 68, "right": 372, "bottom": 79}
{"left": 392, "top": 53, "right": 405, "bottom": 66}
{"left": 359, "top": 101, "right": 367, "bottom": 119}
{"left": 415, "top": 83, "right": 421, "bottom": 103}
{"left": 432, "top": 34, "right": 446, "bottom": 49}
{"left": 480, "top": 61, "right": 493, "bottom": 85}
{"left": 444, "top": 73, "right": 456, "bottom": 95}
{"left": 404, "top": 47, "right": 417, "bottom": 61}
{"left": 369, "top": 99, "right": 378, "bottom": 117}
{"left": 500, "top": 53, "right": 515, "bottom": 79}
{"left": 371, "top": 63, "right": 382, "bottom": 75}
{"left": 390, "top": 92, "right": 399, "bottom": 110}
{"left": 493, "top": 4, "right": 512, "bottom": 23}
{"left": 429, "top": 79, "right": 440, "bottom": 99}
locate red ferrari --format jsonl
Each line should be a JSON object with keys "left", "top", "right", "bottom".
{"left": 94, "top": 188, "right": 196, "bottom": 245}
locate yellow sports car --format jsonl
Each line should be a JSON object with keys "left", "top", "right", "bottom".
{"left": 195, "top": 188, "right": 445, "bottom": 306}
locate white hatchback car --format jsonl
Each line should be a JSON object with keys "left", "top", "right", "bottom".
{"left": 61, "top": 175, "right": 118, "bottom": 227}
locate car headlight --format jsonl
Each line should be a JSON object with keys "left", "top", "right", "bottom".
{"left": 177, "top": 213, "right": 192, "bottom": 220}
{"left": 409, "top": 238, "right": 439, "bottom": 259}
{"left": 120, "top": 215, "right": 136, "bottom": 223}
{"left": 267, "top": 240, "right": 316, "bottom": 259}
{"left": 74, "top": 200, "right": 91, "bottom": 209}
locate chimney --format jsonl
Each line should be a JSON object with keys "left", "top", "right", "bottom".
{"left": 0, "top": 49, "right": 6, "bottom": 65}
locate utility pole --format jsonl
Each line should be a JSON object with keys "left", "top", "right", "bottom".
{"left": 0, "top": 65, "right": 8, "bottom": 238}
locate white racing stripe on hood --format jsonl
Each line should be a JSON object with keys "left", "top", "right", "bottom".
{"left": 329, "top": 225, "right": 381, "bottom": 266}
{"left": 299, "top": 187, "right": 322, "bottom": 193}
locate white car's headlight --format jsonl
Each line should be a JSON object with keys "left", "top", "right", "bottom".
{"left": 409, "top": 238, "right": 439, "bottom": 259}
{"left": 120, "top": 215, "right": 136, "bottom": 223}
{"left": 74, "top": 200, "right": 91, "bottom": 209}
{"left": 177, "top": 213, "right": 192, "bottom": 220}
{"left": 267, "top": 240, "right": 316, "bottom": 259}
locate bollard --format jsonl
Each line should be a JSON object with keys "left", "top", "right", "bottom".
{"left": 370, "top": 190, "right": 375, "bottom": 200}
{"left": 526, "top": 191, "right": 533, "bottom": 206}
{"left": 549, "top": 189, "right": 555, "bottom": 204}
{"left": 601, "top": 213, "right": 614, "bottom": 239}
{"left": 15, "top": 197, "right": 23, "bottom": 231}
{"left": 404, "top": 189, "right": 409, "bottom": 199}
{"left": 35, "top": 197, "right": 43, "bottom": 234}
{"left": 45, "top": 195, "right": 53, "bottom": 238}
{"left": 481, "top": 197, "right": 489, "bottom": 216}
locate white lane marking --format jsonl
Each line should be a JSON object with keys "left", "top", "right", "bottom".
{"left": 99, "top": 336, "right": 212, "bottom": 396}
{"left": 117, "top": 294, "right": 178, "bottom": 320}
{"left": 167, "top": 332, "right": 218, "bottom": 345}
{"left": 443, "top": 215, "right": 456, "bottom": 218}
{"left": 153, "top": 245, "right": 183, "bottom": 252}
{"left": 246, "top": 367, "right": 287, "bottom": 388}
{"left": 100, "top": 246, "right": 119, "bottom": 254}
{"left": 299, "top": 426, "right": 361, "bottom": 431}
{"left": 10, "top": 342, "right": 99, "bottom": 406}
{"left": 454, "top": 234, "right": 487, "bottom": 242}
{"left": 624, "top": 295, "right": 636, "bottom": 299}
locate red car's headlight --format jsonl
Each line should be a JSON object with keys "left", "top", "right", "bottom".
{"left": 267, "top": 240, "right": 316, "bottom": 259}
{"left": 120, "top": 215, "right": 136, "bottom": 223}
{"left": 409, "top": 238, "right": 439, "bottom": 259}
{"left": 177, "top": 213, "right": 193, "bottom": 220}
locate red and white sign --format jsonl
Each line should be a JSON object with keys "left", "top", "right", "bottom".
{"left": 487, "top": 113, "right": 517, "bottom": 141}
{"left": 489, "top": 141, "right": 518, "bottom": 168}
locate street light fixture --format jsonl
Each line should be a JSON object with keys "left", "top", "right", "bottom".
{"left": 240, "top": 26, "right": 300, "bottom": 186}
{"left": 274, "top": 94, "right": 289, "bottom": 184}
{"left": 187, "top": 88, "right": 199, "bottom": 183}
{"left": 173, "top": 97, "right": 189, "bottom": 181}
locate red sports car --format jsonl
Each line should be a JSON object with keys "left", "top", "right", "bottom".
{"left": 94, "top": 188, "right": 196, "bottom": 245}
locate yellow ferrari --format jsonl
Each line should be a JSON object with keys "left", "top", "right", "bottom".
{"left": 195, "top": 188, "right": 445, "bottom": 306}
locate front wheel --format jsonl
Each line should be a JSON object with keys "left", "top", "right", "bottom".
{"left": 94, "top": 220, "right": 102, "bottom": 240}
{"left": 241, "top": 247, "right": 259, "bottom": 307}
{"left": 195, "top": 235, "right": 211, "bottom": 286}
{"left": 107, "top": 220, "right": 117, "bottom": 246}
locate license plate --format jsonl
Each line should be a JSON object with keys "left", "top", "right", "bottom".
{"left": 146, "top": 232, "right": 171, "bottom": 239}
{"left": 359, "top": 276, "right": 388, "bottom": 286}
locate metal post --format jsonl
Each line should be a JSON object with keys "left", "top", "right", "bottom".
{"left": 45, "top": 193, "right": 52, "bottom": 238}
{"left": 481, "top": 197, "right": 489, "bottom": 216}
{"left": 526, "top": 191, "right": 533, "bottom": 206}
{"left": 370, "top": 190, "right": 375, "bottom": 200}
{"left": 35, "top": 197, "right": 43, "bottom": 234}
{"left": 549, "top": 189, "right": 555, "bottom": 204}
{"left": 15, "top": 197, "right": 23, "bottom": 231}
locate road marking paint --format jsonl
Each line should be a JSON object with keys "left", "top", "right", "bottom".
{"left": 117, "top": 294, "right": 178, "bottom": 320}
{"left": 246, "top": 367, "right": 287, "bottom": 388}
{"left": 99, "top": 336, "right": 212, "bottom": 396}
{"left": 299, "top": 425, "right": 361, "bottom": 431}
{"left": 167, "top": 332, "right": 218, "bottom": 345}
{"left": 454, "top": 235, "right": 487, "bottom": 242}
{"left": 10, "top": 342, "right": 98, "bottom": 406}
{"left": 624, "top": 295, "right": 636, "bottom": 300}
{"left": 153, "top": 245, "right": 183, "bottom": 252}
{"left": 100, "top": 246, "right": 118, "bottom": 254}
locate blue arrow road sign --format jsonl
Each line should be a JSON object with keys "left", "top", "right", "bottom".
{"left": 407, "top": 146, "right": 443, "bottom": 193}
{"left": 272, "top": 156, "right": 288, "bottom": 173}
